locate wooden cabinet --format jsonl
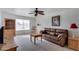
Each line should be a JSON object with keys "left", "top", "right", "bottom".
{"left": 68, "top": 37, "right": 79, "bottom": 50}
{"left": 4, "top": 29, "right": 15, "bottom": 43}
{"left": 4, "top": 18, "right": 15, "bottom": 43}
{"left": 5, "top": 19, "right": 15, "bottom": 29}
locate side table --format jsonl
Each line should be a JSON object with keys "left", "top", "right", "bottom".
{"left": 68, "top": 37, "right": 79, "bottom": 50}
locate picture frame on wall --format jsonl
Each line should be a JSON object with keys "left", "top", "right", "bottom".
{"left": 52, "top": 15, "right": 60, "bottom": 26}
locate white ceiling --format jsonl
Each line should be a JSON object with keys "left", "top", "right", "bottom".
{"left": 1, "top": 8, "right": 75, "bottom": 17}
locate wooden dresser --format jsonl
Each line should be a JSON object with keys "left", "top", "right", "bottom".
{"left": 68, "top": 37, "right": 79, "bottom": 50}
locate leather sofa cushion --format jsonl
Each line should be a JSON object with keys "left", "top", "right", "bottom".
{"left": 55, "top": 32, "right": 61, "bottom": 35}
{"left": 46, "top": 31, "right": 50, "bottom": 34}
{"left": 50, "top": 35, "right": 59, "bottom": 41}
{"left": 56, "top": 29, "right": 67, "bottom": 33}
{"left": 49, "top": 32, "right": 55, "bottom": 36}
{"left": 51, "top": 29, "right": 55, "bottom": 32}
{"left": 45, "top": 34, "right": 51, "bottom": 38}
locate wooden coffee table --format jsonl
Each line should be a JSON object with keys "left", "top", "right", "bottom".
{"left": 30, "top": 33, "right": 42, "bottom": 45}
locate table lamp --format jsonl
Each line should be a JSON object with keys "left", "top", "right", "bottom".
{"left": 70, "top": 23, "right": 78, "bottom": 38}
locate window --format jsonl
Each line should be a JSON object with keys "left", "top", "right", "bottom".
{"left": 16, "top": 19, "right": 30, "bottom": 31}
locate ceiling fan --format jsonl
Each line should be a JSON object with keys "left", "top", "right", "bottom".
{"left": 29, "top": 8, "right": 44, "bottom": 16}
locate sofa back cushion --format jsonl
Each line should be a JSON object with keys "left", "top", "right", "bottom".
{"left": 45, "top": 28, "right": 51, "bottom": 31}
{"left": 45, "top": 28, "right": 68, "bottom": 38}
{"left": 56, "top": 29, "right": 68, "bottom": 37}
{"left": 51, "top": 29, "right": 55, "bottom": 32}
{"left": 56, "top": 29, "right": 67, "bottom": 33}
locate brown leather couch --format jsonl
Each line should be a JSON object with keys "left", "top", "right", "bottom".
{"left": 41, "top": 28, "right": 68, "bottom": 46}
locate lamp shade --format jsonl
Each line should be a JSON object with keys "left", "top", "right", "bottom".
{"left": 70, "top": 23, "right": 78, "bottom": 29}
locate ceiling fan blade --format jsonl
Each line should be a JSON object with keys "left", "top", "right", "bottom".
{"left": 38, "top": 11, "right": 44, "bottom": 15}
{"left": 39, "top": 13, "right": 44, "bottom": 15}
{"left": 39, "top": 11, "right": 44, "bottom": 12}
{"left": 29, "top": 13, "right": 34, "bottom": 14}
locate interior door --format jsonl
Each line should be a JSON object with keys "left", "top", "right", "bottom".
{"left": 4, "top": 18, "right": 15, "bottom": 43}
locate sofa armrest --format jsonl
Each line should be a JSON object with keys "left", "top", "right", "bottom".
{"left": 40, "top": 30, "right": 47, "bottom": 34}
{"left": 57, "top": 34, "right": 66, "bottom": 46}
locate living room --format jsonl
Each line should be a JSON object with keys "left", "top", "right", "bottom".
{"left": 0, "top": 8, "right": 79, "bottom": 51}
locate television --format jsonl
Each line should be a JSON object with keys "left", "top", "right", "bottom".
{"left": 0, "top": 26, "right": 4, "bottom": 44}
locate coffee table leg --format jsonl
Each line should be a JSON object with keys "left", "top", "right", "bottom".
{"left": 41, "top": 36, "right": 42, "bottom": 42}
{"left": 34, "top": 37, "right": 36, "bottom": 45}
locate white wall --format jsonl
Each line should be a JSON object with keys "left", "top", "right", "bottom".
{"left": 1, "top": 11, "right": 36, "bottom": 35}
{"left": 36, "top": 9, "right": 79, "bottom": 37}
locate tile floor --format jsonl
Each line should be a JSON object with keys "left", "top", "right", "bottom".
{"left": 14, "top": 35, "right": 73, "bottom": 51}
